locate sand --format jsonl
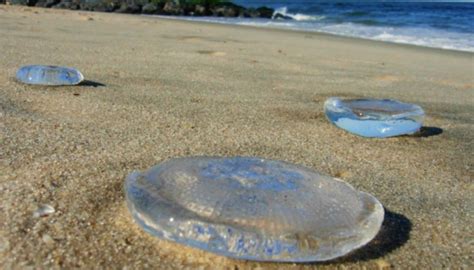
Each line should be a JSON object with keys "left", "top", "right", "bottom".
{"left": 0, "top": 5, "right": 473, "bottom": 269}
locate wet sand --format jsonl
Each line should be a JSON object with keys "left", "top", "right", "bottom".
{"left": 0, "top": 5, "right": 473, "bottom": 269}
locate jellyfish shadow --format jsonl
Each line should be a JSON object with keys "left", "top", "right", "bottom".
{"left": 326, "top": 209, "right": 412, "bottom": 264}
{"left": 411, "top": 126, "right": 443, "bottom": 138}
{"left": 79, "top": 80, "right": 106, "bottom": 87}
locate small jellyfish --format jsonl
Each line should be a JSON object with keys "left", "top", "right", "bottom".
{"left": 16, "top": 65, "right": 84, "bottom": 86}
{"left": 125, "top": 157, "right": 384, "bottom": 262}
{"left": 324, "top": 97, "right": 424, "bottom": 138}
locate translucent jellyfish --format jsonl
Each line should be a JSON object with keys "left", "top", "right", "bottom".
{"left": 125, "top": 157, "right": 384, "bottom": 262}
{"left": 16, "top": 65, "right": 84, "bottom": 86}
{"left": 324, "top": 97, "right": 425, "bottom": 138}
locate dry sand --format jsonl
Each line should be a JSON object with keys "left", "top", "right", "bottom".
{"left": 1, "top": 5, "right": 473, "bottom": 269}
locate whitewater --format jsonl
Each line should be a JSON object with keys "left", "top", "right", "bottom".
{"left": 155, "top": 2, "right": 474, "bottom": 52}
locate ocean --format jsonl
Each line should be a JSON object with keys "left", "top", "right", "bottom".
{"left": 159, "top": 1, "right": 474, "bottom": 52}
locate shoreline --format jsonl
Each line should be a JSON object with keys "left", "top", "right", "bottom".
{"left": 147, "top": 14, "right": 474, "bottom": 55}
{"left": 4, "top": 2, "right": 473, "bottom": 52}
{"left": 1, "top": 5, "right": 473, "bottom": 269}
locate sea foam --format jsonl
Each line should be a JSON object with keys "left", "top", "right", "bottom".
{"left": 272, "top": 7, "right": 325, "bottom": 21}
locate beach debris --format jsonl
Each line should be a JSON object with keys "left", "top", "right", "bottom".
{"left": 0, "top": 237, "right": 9, "bottom": 253}
{"left": 125, "top": 156, "right": 384, "bottom": 262}
{"left": 16, "top": 65, "right": 84, "bottom": 86}
{"left": 197, "top": 50, "right": 226, "bottom": 57}
{"left": 42, "top": 234, "right": 55, "bottom": 246}
{"left": 33, "top": 204, "right": 55, "bottom": 218}
{"left": 324, "top": 97, "right": 424, "bottom": 138}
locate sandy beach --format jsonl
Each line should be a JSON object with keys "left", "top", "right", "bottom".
{"left": 1, "top": 5, "right": 473, "bottom": 269}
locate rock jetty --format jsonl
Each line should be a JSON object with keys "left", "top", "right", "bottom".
{"left": 3, "top": 0, "right": 275, "bottom": 18}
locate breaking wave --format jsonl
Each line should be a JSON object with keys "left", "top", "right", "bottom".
{"left": 271, "top": 7, "right": 325, "bottom": 22}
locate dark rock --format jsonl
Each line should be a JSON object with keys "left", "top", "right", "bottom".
{"left": 180, "top": 2, "right": 204, "bottom": 16}
{"left": 45, "top": 0, "right": 59, "bottom": 7}
{"left": 55, "top": 0, "right": 80, "bottom": 9}
{"left": 6, "top": 0, "right": 24, "bottom": 5}
{"left": 240, "top": 7, "right": 259, "bottom": 18}
{"left": 116, "top": 3, "right": 141, "bottom": 13}
{"left": 52, "top": 0, "right": 77, "bottom": 9}
{"left": 163, "top": 1, "right": 183, "bottom": 15}
{"left": 114, "top": 0, "right": 148, "bottom": 13}
{"left": 8, "top": 0, "right": 38, "bottom": 5}
{"left": 193, "top": 4, "right": 207, "bottom": 16}
{"left": 52, "top": 2, "right": 69, "bottom": 8}
{"left": 256, "top": 6, "right": 274, "bottom": 18}
{"left": 141, "top": 3, "right": 157, "bottom": 14}
{"left": 79, "top": 0, "right": 120, "bottom": 12}
{"left": 35, "top": 0, "right": 47, "bottom": 7}
{"left": 69, "top": 1, "right": 80, "bottom": 9}
{"left": 7, "top": 0, "right": 275, "bottom": 21}
{"left": 211, "top": 7, "right": 233, "bottom": 17}
{"left": 211, "top": 2, "right": 244, "bottom": 17}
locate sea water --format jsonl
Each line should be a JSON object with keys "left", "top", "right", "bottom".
{"left": 158, "top": 1, "right": 474, "bottom": 52}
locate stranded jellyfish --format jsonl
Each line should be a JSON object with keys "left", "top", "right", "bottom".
{"left": 125, "top": 157, "right": 384, "bottom": 262}
{"left": 324, "top": 97, "right": 424, "bottom": 138}
{"left": 16, "top": 65, "right": 84, "bottom": 86}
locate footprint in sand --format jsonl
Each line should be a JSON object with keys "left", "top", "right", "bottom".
{"left": 77, "top": 12, "right": 94, "bottom": 21}
{"left": 374, "top": 75, "right": 399, "bottom": 86}
{"left": 197, "top": 50, "right": 226, "bottom": 57}
{"left": 438, "top": 80, "right": 473, "bottom": 90}
{"left": 79, "top": 16, "right": 94, "bottom": 21}
{"left": 181, "top": 36, "right": 204, "bottom": 42}
{"left": 375, "top": 75, "right": 399, "bottom": 82}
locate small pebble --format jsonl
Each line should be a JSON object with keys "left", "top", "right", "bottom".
{"left": 42, "top": 234, "right": 55, "bottom": 246}
{"left": 0, "top": 237, "right": 10, "bottom": 253}
{"left": 33, "top": 204, "right": 55, "bottom": 218}
{"left": 375, "top": 259, "right": 392, "bottom": 269}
